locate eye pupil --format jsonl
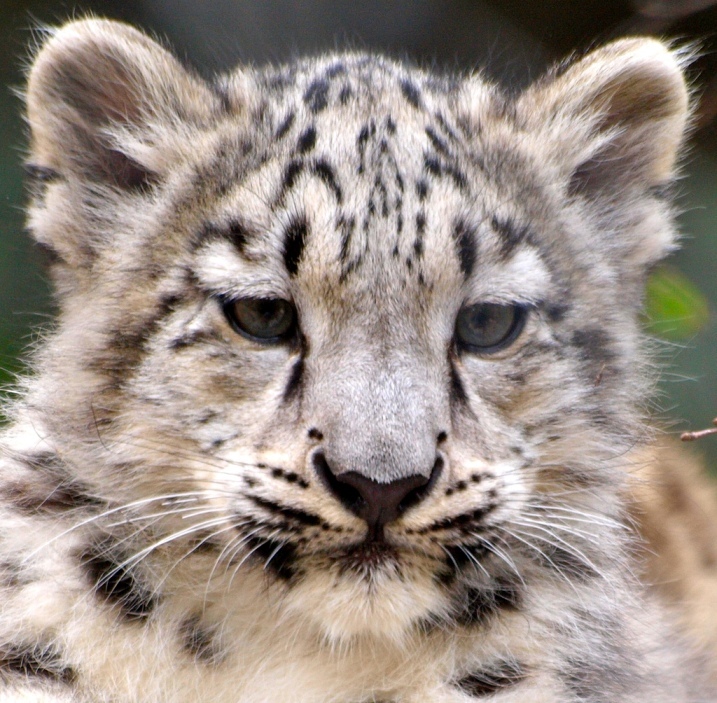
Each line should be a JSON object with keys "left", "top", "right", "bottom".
{"left": 455, "top": 303, "right": 526, "bottom": 353}
{"left": 223, "top": 298, "right": 296, "bottom": 342}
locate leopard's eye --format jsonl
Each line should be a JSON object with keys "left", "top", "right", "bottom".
{"left": 222, "top": 298, "right": 297, "bottom": 343}
{"left": 455, "top": 303, "right": 527, "bottom": 353}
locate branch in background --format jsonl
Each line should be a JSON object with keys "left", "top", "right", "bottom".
{"left": 681, "top": 419, "right": 717, "bottom": 441}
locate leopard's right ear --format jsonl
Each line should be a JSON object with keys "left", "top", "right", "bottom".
{"left": 26, "top": 19, "right": 221, "bottom": 192}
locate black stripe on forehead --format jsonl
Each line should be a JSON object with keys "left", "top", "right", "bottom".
{"left": 491, "top": 216, "right": 533, "bottom": 259}
{"left": 304, "top": 77, "right": 330, "bottom": 113}
{"left": 423, "top": 154, "right": 468, "bottom": 191}
{"left": 312, "top": 159, "right": 343, "bottom": 203}
{"left": 452, "top": 219, "right": 478, "bottom": 277}
{"left": 400, "top": 78, "right": 422, "bottom": 109}
{"left": 283, "top": 214, "right": 309, "bottom": 277}
{"left": 196, "top": 219, "right": 254, "bottom": 256}
{"left": 278, "top": 158, "right": 344, "bottom": 206}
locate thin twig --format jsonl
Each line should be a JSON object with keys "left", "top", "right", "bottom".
{"left": 681, "top": 418, "right": 717, "bottom": 442}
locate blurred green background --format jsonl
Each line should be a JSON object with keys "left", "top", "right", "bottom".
{"left": 0, "top": 0, "right": 716, "bottom": 467}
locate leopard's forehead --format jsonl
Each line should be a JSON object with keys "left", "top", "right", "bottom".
{"left": 193, "top": 54, "right": 549, "bottom": 316}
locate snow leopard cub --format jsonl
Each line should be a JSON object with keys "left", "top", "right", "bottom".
{"left": 0, "top": 17, "right": 714, "bottom": 703}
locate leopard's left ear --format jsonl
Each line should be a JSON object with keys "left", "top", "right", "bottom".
{"left": 517, "top": 38, "right": 691, "bottom": 197}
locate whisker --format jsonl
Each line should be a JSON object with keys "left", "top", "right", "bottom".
{"left": 508, "top": 520, "right": 607, "bottom": 581}
{"left": 22, "top": 491, "right": 221, "bottom": 565}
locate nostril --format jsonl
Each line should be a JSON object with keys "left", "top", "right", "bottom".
{"left": 397, "top": 456, "right": 444, "bottom": 514}
{"left": 313, "top": 452, "right": 365, "bottom": 513}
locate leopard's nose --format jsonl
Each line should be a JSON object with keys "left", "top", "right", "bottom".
{"left": 314, "top": 452, "right": 443, "bottom": 539}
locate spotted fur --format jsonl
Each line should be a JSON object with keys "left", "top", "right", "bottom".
{"left": 0, "top": 18, "right": 714, "bottom": 702}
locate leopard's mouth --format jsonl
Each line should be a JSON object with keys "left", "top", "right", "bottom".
{"left": 333, "top": 539, "right": 401, "bottom": 573}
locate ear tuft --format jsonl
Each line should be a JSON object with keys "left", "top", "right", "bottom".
{"left": 26, "top": 19, "right": 219, "bottom": 190}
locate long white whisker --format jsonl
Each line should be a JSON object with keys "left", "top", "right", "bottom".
{"left": 23, "top": 491, "right": 221, "bottom": 565}
{"left": 508, "top": 521, "right": 607, "bottom": 581}
{"left": 118, "top": 516, "right": 232, "bottom": 572}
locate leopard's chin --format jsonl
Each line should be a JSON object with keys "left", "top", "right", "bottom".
{"left": 279, "top": 547, "right": 449, "bottom": 644}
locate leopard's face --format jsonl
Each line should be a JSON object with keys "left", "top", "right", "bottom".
{"left": 66, "top": 57, "right": 639, "bottom": 642}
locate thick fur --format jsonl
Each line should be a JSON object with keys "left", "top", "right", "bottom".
{"left": 0, "top": 19, "right": 714, "bottom": 702}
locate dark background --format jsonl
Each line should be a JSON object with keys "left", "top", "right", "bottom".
{"left": 1, "top": 0, "right": 716, "bottom": 468}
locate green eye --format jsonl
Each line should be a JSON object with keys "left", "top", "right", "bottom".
{"left": 455, "top": 303, "right": 526, "bottom": 353}
{"left": 223, "top": 298, "right": 297, "bottom": 343}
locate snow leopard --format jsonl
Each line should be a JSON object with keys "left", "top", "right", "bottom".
{"left": 0, "top": 17, "right": 715, "bottom": 702}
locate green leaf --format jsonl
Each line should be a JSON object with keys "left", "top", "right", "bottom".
{"left": 643, "top": 265, "right": 710, "bottom": 340}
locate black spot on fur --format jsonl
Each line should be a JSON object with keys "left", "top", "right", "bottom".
{"left": 248, "top": 494, "right": 322, "bottom": 527}
{"left": 338, "top": 214, "right": 355, "bottom": 263}
{"left": 442, "top": 544, "right": 491, "bottom": 573}
{"left": 357, "top": 124, "right": 373, "bottom": 145}
{"left": 339, "top": 84, "right": 353, "bottom": 104}
{"left": 449, "top": 360, "right": 469, "bottom": 406}
{"left": 424, "top": 155, "right": 441, "bottom": 176}
{"left": 169, "top": 329, "right": 218, "bottom": 351}
{"left": 416, "top": 179, "right": 428, "bottom": 200}
{"left": 452, "top": 220, "right": 477, "bottom": 277}
{"left": 243, "top": 534, "right": 297, "bottom": 580}
{"left": 425, "top": 126, "right": 449, "bottom": 156}
{"left": 416, "top": 212, "right": 426, "bottom": 235}
{"left": 226, "top": 220, "right": 251, "bottom": 253}
{"left": 283, "top": 357, "right": 304, "bottom": 402}
{"left": 454, "top": 660, "right": 526, "bottom": 697}
{"left": 570, "top": 328, "right": 615, "bottom": 366}
{"left": 33, "top": 240, "right": 63, "bottom": 266}
{"left": 80, "top": 542, "right": 156, "bottom": 621}
{"left": 24, "top": 163, "right": 61, "bottom": 202}
{"left": 275, "top": 112, "right": 295, "bottom": 139}
{"left": 269, "top": 466, "right": 309, "bottom": 489}
{"left": 492, "top": 216, "right": 532, "bottom": 258}
{"left": 423, "top": 155, "right": 467, "bottom": 191}
{"left": 304, "top": 78, "right": 330, "bottom": 113}
{"left": 325, "top": 62, "right": 346, "bottom": 79}
{"left": 297, "top": 126, "right": 317, "bottom": 153}
{"left": 435, "top": 112, "right": 459, "bottom": 142}
{"left": 546, "top": 302, "right": 570, "bottom": 322}
{"left": 455, "top": 577, "right": 523, "bottom": 628}
{"left": 181, "top": 615, "right": 219, "bottom": 664}
{"left": 280, "top": 159, "right": 305, "bottom": 197}
{"left": 211, "top": 80, "right": 232, "bottom": 112}
{"left": 0, "top": 643, "right": 75, "bottom": 685}
{"left": 283, "top": 215, "right": 309, "bottom": 276}
{"left": 198, "top": 219, "right": 254, "bottom": 256}
{"left": 356, "top": 121, "right": 376, "bottom": 173}
{"left": 431, "top": 502, "right": 497, "bottom": 531}
{"left": 4, "top": 452, "right": 103, "bottom": 514}
{"left": 400, "top": 78, "right": 422, "bottom": 108}
{"left": 313, "top": 159, "right": 343, "bottom": 202}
